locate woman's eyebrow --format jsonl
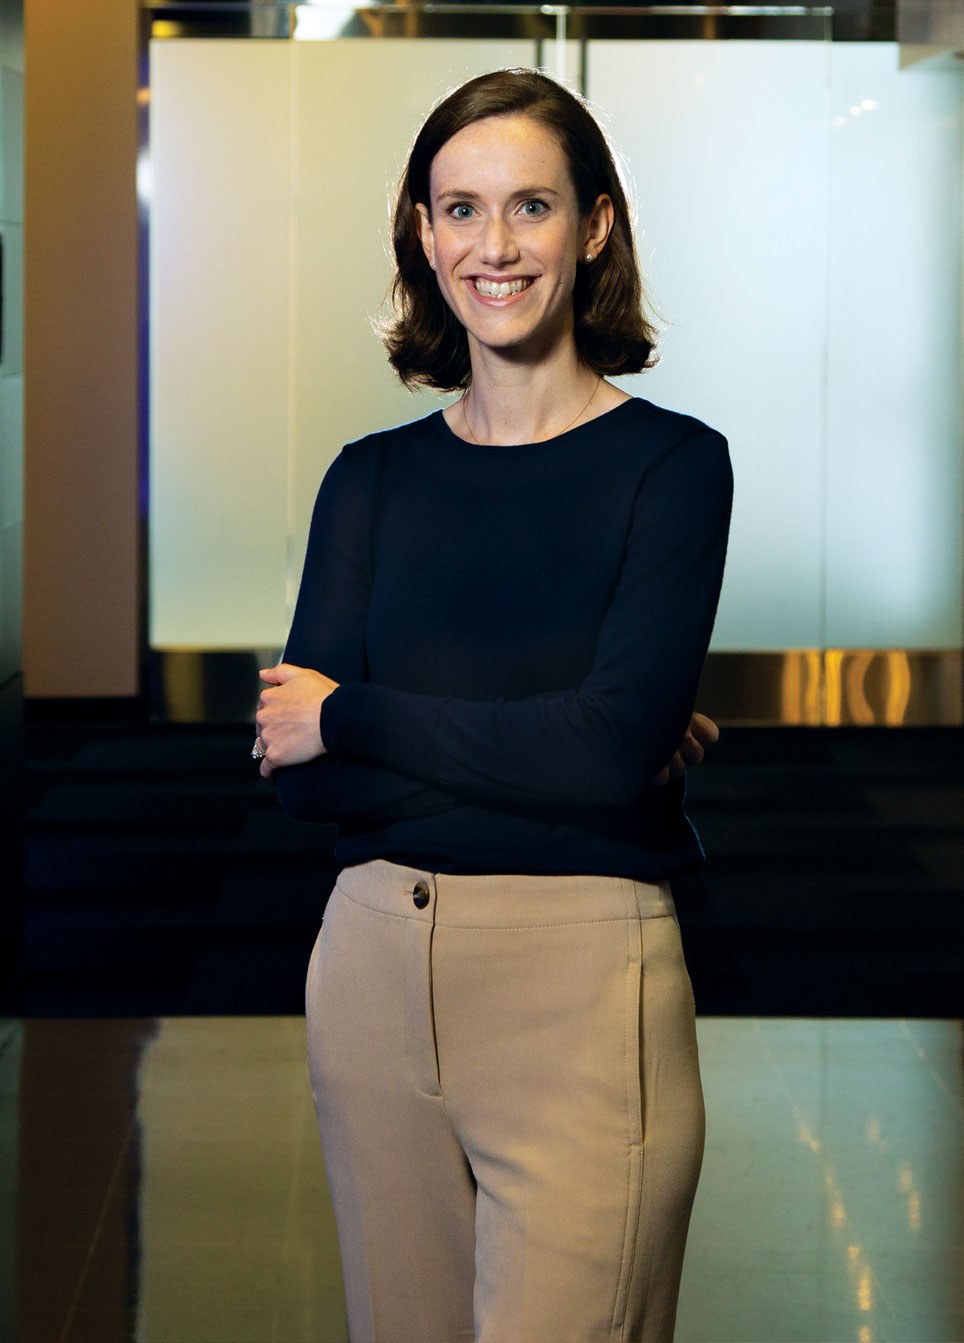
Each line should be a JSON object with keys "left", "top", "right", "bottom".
{"left": 435, "top": 185, "right": 563, "bottom": 202}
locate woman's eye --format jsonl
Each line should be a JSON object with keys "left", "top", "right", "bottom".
{"left": 450, "top": 204, "right": 476, "bottom": 220}
{"left": 520, "top": 200, "right": 548, "bottom": 216}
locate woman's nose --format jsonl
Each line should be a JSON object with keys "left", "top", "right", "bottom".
{"left": 479, "top": 216, "right": 519, "bottom": 266}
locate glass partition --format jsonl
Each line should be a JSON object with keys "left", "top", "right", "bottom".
{"left": 147, "top": 17, "right": 963, "bottom": 718}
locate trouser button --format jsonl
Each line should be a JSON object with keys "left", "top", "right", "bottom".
{"left": 412, "top": 881, "right": 430, "bottom": 909}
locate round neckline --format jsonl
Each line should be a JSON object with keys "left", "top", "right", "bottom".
{"left": 432, "top": 397, "right": 639, "bottom": 452}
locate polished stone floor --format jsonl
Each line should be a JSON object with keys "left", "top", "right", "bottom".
{"left": 3, "top": 1015, "right": 962, "bottom": 1343}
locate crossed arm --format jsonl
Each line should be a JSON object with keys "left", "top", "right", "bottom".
{"left": 257, "top": 424, "right": 731, "bottom": 819}
{"left": 254, "top": 662, "right": 720, "bottom": 789}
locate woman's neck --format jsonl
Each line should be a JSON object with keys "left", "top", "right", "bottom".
{"left": 446, "top": 342, "right": 628, "bottom": 447}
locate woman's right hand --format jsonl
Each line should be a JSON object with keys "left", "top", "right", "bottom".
{"left": 255, "top": 663, "right": 339, "bottom": 780}
{"left": 652, "top": 712, "right": 719, "bottom": 787}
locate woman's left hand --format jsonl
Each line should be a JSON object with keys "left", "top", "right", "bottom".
{"left": 255, "top": 663, "right": 339, "bottom": 780}
{"left": 652, "top": 711, "right": 719, "bottom": 787}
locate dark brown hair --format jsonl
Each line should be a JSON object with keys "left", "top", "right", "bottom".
{"left": 381, "top": 69, "right": 660, "bottom": 391}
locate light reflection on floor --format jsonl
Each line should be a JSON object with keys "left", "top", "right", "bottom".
{"left": 3, "top": 1016, "right": 962, "bottom": 1343}
{"left": 680, "top": 1019, "right": 964, "bottom": 1343}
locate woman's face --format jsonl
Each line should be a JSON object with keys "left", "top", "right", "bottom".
{"left": 415, "top": 113, "right": 611, "bottom": 364}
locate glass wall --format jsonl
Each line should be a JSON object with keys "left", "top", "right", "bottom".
{"left": 148, "top": 34, "right": 963, "bottom": 669}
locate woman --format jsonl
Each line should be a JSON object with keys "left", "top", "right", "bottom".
{"left": 254, "top": 69, "right": 732, "bottom": 1343}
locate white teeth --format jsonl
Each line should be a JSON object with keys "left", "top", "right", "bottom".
{"left": 473, "top": 278, "right": 531, "bottom": 298}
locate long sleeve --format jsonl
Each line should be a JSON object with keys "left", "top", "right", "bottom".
{"left": 275, "top": 446, "right": 461, "bottom": 825}
{"left": 275, "top": 755, "right": 458, "bottom": 824}
{"left": 320, "top": 427, "right": 733, "bottom": 809}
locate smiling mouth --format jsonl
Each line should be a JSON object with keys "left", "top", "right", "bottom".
{"left": 472, "top": 277, "right": 534, "bottom": 298}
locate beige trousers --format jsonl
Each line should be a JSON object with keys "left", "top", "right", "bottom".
{"left": 306, "top": 859, "right": 705, "bottom": 1343}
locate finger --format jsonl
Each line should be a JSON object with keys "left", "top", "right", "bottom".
{"left": 668, "top": 751, "right": 686, "bottom": 779}
{"left": 256, "top": 687, "right": 278, "bottom": 719}
{"left": 259, "top": 663, "right": 299, "bottom": 685}
{"left": 260, "top": 757, "right": 276, "bottom": 781}
{"left": 690, "top": 711, "right": 720, "bottom": 744}
{"left": 652, "top": 766, "right": 670, "bottom": 788}
{"left": 679, "top": 732, "right": 705, "bottom": 766}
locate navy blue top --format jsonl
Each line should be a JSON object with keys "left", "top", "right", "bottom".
{"left": 276, "top": 396, "right": 733, "bottom": 879}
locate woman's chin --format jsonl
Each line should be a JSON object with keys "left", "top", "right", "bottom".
{"left": 465, "top": 320, "right": 574, "bottom": 367}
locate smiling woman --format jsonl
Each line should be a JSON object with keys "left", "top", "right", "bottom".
{"left": 412, "top": 113, "right": 615, "bottom": 426}
{"left": 254, "top": 68, "right": 732, "bottom": 1343}
{"left": 383, "top": 67, "right": 659, "bottom": 401}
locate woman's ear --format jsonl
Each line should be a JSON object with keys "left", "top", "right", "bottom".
{"left": 414, "top": 203, "right": 436, "bottom": 270}
{"left": 583, "top": 193, "right": 615, "bottom": 262}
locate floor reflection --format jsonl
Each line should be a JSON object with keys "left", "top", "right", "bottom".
{"left": 5, "top": 1016, "right": 963, "bottom": 1343}
{"left": 681, "top": 1019, "right": 964, "bottom": 1343}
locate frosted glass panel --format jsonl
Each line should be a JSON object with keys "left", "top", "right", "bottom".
{"left": 593, "top": 42, "right": 831, "bottom": 650}
{"left": 150, "top": 42, "right": 292, "bottom": 647}
{"left": 825, "top": 48, "right": 963, "bottom": 648}
{"left": 151, "top": 39, "right": 963, "bottom": 654}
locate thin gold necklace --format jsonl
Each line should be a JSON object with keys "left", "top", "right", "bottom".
{"left": 459, "top": 376, "right": 602, "bottom": 446}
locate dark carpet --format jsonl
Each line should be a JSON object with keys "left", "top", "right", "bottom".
{"left": 22, "top": 711, "right": 964, "bottom": 1017}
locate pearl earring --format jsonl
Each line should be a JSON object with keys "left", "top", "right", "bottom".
{"left": 584, "top": 252, "right": 595, "bottom": 263}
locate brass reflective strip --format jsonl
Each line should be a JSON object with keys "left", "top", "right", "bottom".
{"left": 695, "top": 650, "right": 963, "bottom": 726}
{"left": 151, "top": 648, "right": 964, "bottom": 725}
